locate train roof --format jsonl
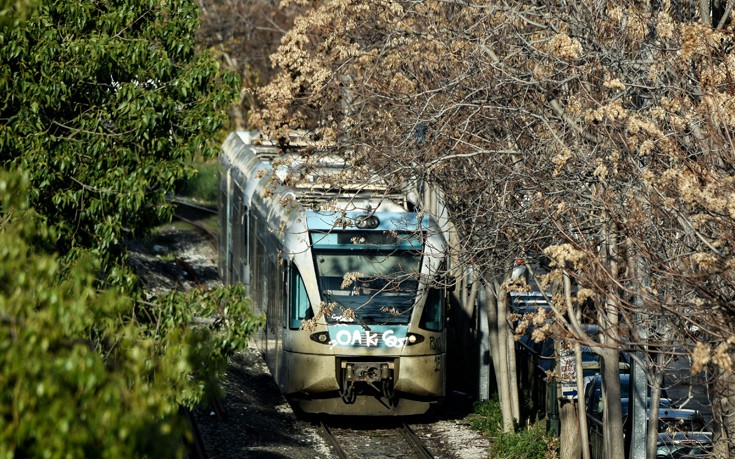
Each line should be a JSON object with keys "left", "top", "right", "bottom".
{"left": 221, "top": 130, "right": 447, "bottom": 264}
{"left": 221, "top": 131, "right": 412, "bottom": 213}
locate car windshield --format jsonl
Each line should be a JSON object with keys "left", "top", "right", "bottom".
{"left": 658, "top": 417, "right": 706, "bottom": 432}
{"left": 311, "top": 231, "right": 423, "bottom": 326}
{"left": 656, "top": 444, "right": 712, "bottom": 458}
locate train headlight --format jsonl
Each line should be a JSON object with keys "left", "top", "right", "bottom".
{"left": 406, "top": 333, "right": 424, "bottom": 345}
{"left": 355, "top": 215, "right": 379, "bottom": 229}
{"left": 309, "top": 332, "right": 331, "bottom": 344}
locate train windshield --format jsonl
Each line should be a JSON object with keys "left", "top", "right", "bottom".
{"left": 311, "top": 231, "right": 423, "bottom": 326}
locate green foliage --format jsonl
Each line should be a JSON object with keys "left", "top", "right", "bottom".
{"left": 0, "top": 4, "right": 252, "bottom": 456}
{"left": 470, "top": 398, "right": 555, "bottom": 459}
{"left": 147, "top": 285, "right": 264, "bottom": 407}
{"left": 470, "top": 398, "right": 505, "bottom": 433}
{"left": 0, "top": 0, "right": 239, "bottom": 272}
{"left": 490, "top": 422, "right": 552, "bottom": 459}
{"left": 177, "top": 161, "right": 219, "bottom": 203}
{"left": 0, "top": 170, "right": 261, "bottom": 458}
{"left": 0, "top": 0, "right": 36, "bottom": 29}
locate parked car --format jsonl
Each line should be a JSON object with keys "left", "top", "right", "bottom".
{"left": 585, "top": 373, "right": 671, "bottom": 421}
{"left": 516, "top": 334, "right": 629, "bottom": 381}
{"left": 656, "top": 431, "right": 712, "bottom": 458}
{"left": 585, "top": 374, "right": 710, "bottom": 459}
{"left": 585, "top": 374, "right": 703, "bottom": 430}
{"left": 510, "top": 290, "right": 551, "bottom": 315}
{"left": 654, "top": 408, "right": 707, "bottom": 433}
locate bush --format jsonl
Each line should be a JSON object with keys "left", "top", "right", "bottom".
{"left": 178, "top": 161, "right": 219, "bottom": 203}
{"left": 470, "top": 398, "right": 557, "bottom": 459}
{"left": 0, "top": 170, "right": 260, "bottom": 458}
{"left": 470, "top": 398, "right": 504, "bottom": 433}
{"left": 490, "top": 422, "right": 553, "bottom": 459}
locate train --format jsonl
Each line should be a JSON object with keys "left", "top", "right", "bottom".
{"left": 217, "top": 131, "right": 449, "bottom": 415}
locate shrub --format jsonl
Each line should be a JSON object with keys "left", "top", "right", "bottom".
{"left": 178, "top": 161, "right": 220, "bottom": 203}
{"left": 470, "top": 398, "right": 557, "bottom": 459}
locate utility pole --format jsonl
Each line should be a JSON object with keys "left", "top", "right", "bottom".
{"left": 628, "top": 253, "right": 649, "bottom": 459}
{"left": 628, "top": 355, "right": 648, "bottom": 458}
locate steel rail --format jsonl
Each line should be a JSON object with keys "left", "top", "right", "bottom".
{"left": 182, "top": 406, "right": 208, "bottom": 459}
{"left": 171, "top": 198, "right": 218, "bottom": 241}
{"left": 401, "top": 423, "right": 434, "bottom": 459}
{"left": 168, "top": 196, "right": 218, "bottom": 214}
{"left": 319, "top": 421, "right": 349, "bottom": 459}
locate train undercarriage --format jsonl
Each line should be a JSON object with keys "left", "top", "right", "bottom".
{"left": 287, "top": 357, "right": 441, "bottom": 416}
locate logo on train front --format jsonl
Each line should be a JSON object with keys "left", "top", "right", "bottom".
{"left": 329, "top": 326, "right": 407, "bottom": 348}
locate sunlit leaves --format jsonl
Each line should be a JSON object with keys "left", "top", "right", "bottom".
{"left": 0, "top": 0, "right": 239, "bottom": 273}
{"left": 0, "top": 1, "right": 251, "bottom": 456}
{"left": 0, "top": 171, "right": 261, "bottom": 457}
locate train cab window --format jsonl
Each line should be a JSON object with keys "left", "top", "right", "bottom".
{"left": 289, "top": 267, "right": 312, "bottom": 329}
{"left": 310, "top": 230, "right": 422, "bottom": 326}
{"left": 419, "top": 287, "right": 444, "bottom": 331}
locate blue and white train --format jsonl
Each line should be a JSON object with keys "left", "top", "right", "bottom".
{"left": 218, "top": 131, "right": 448, "bottom": 415}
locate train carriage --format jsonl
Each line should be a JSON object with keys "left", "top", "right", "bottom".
{"left": 218, "top": 131, "right": 448, "bottom": 415}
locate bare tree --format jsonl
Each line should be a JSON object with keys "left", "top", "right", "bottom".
{"left": 252, "top": 1, "right": 735, "bottom": 455}
{"left": 196, "top": 0, "right": 304, "bottom": 128}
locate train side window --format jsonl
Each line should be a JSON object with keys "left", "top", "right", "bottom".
{"left": 217, "top": 169, "right": 228, "bottom": 281}
{"left": 248, "top": 214, "right": 257, "bottom": 281}
{"left": 281, "top": 262, "right": 288, "bottom": 329}
{"left": 231, "top": 185, "right": 245, "bottom": 282}
{"left": 253, "top": 236, "right": 265, "bottom": 312}
{"left": 241, "top": 205, "right": 249, "bottom": 267}
{"left": 419, "top": 287, "right": 444, "bottom": 331}
{"left": 274, "top": 258, "right": 283, "bottom": 328}
{"left": 289, "top": 267, "right": 312, "bottom": 329}
{"left": 240, "top": 204, "right": 248, "bottom": 269}
{"left": 266, "top": 258, "right": 277, "bottom": 333}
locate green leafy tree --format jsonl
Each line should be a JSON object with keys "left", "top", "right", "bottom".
{"left": 0, "top": 0, "right": 238, "bottom": 272}
{"left": 0, "top": 171, "right": 261, "bottom": 458}
{"left": 0, "top": 2, "right": 262, "bottom": 456}
{"left": 0, "top": 0, "right": 35, "bottom": 28}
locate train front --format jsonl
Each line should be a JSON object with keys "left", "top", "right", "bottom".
{"left": 281, "top": 210, "right": 448, "bottom": 416}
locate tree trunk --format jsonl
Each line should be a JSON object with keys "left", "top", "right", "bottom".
{"left": 599, "top": 215, "right": 625, "bottom": 459}
{"left": 487, "top": 280, "right": 515, "bottom": 432}
{"left": 600, "top": 349, "right": 625, "bottom": 459}
{"left": 496, "top": 280, "right": 515, "bottom": 432}
{"left": 712, "top": 362, "right": 735, "bottom": 458}
{"left": 500, "top": 287, "right": 520, "bottom": 423}
{"left": 560, "top": 398, "right": 582, "bottom": 459}
{"left": 645, "top": 353, "right": 665, "bottom": 459}
{"left": 561, "top": 267, "right": 589, "bottom": 459}
{"left": 576, "top": 343, "right": 590, "bottom": 459}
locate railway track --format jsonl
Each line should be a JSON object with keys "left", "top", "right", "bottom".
{"left": 319, "top": 419, "right": 435, "bottom": 459}
{"left": 154, "top": 200, "right": 219, "bottom": 458}
{"left": 170, "top": 196, "right": 218, "bottom": 241}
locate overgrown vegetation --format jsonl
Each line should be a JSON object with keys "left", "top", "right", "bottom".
{"left": 1, "top": 0, "right": 238, "bottom": 273}
{"left": 177, "top": 161, "right": 220, "bottom": 204}
{"left": 471, "top": 399, "right": 556, "bottom": 459}
{"left": 0, "top": 172, "right": 261, "bottom": 457}
{"left": 0, "top": 2, "right": 257, "bottom": 457}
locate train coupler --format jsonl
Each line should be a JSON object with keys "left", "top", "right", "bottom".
{"left": 343, "top": 362, "right": 391, "bottom": 383}
{"left": 340, "top": 361, "right": 396, "bottom": 404}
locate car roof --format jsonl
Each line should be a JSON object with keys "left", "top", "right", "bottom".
{"left": 658, "top": 408, "right": 703, "bottom": 420}
{"left": 657, "top": 431, "right": 712, "bottom": 444}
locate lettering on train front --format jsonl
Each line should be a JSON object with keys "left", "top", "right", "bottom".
{"left": 429, "top": 336, "right": 445, "bottom": 352}
{"left": 329, "top": 328, "right": 406, "bottom": 348}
